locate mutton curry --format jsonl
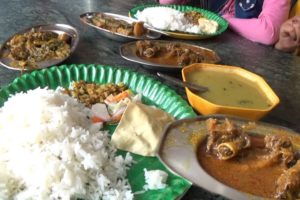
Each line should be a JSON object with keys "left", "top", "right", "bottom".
{"left": 198, "top": 118, "right": 300, "bottom": 199}
{"left": 135, "top": 40, "right": 219, "bottom": 67}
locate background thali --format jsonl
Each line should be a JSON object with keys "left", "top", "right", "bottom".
{"left": 129, "top": 4, "right": 228, "bottom": 40}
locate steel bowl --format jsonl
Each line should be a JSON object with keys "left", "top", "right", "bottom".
{"left": 157, "top": 115, "right": 300, "bottom": 200}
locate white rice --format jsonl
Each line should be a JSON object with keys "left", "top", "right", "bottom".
{"left": 143, "top": 169, "right": 168, "bottom": 190}
{"left": 0, "top": 88, "right": 133, "bottom": 200}
{"left": 135, "top": 7, "right": 202, "bottom": 34}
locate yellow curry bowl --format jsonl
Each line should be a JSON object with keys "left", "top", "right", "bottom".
{"left": 181, "top": 63, "right": 280, "bottom": 121}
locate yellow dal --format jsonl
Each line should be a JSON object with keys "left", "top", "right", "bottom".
{"left": 186, "top": 70, "right": 271, "bottom": 109}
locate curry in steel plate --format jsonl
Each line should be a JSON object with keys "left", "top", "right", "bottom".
{"left": 87, "top": 13, "right": 146, "bottom": 37}
{"left": 120, "top": 40, "right": 220, "bottom": 70}
{"left": 3, "top": 28, "right": 71, "bottom": 70}
{"left": 80, "top": 12, "right": 161, "bottom": 42}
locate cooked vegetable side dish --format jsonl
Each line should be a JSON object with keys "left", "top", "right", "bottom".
{"left": 135, "top": 40, "right": 218, "bottom": 67}
{"left": 4, "top": 29, "right": 71, "bottom": 69}
{"left": 63, "top": 81, "right": 142, "bottom": 124}
{"left": 198, "top": 118, "right": 300, "bottom": 199}
{"left": 88, "top": 13, "right": 146, "bottom": 37}
{"left": 63, "top": 81, "right": 128, "bottom": 107}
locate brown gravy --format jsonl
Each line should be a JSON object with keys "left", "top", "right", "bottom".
{"left": 136, "top": 41, "right": 219, "bottom": 67}
{"left": 198, "top": 138, "right": 284, "bottom": 198}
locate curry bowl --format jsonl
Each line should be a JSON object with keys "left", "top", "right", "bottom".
{"left": 181, "top": 63, "right": 280, "bottom": 120}
{"left": 157, "top": 115, "right": 300, "bottom": 200}
{"left": 0, "top": 24, "right": 79, "bottom": 71}
{"left": 80, "top": 12, "right": 161, "bottom": 42}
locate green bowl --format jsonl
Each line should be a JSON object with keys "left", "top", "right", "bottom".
{"left": 0, "top": 64, "right": 196, "bottom": 200}
{"left": 129, "top": 4, "right": 228, "bottom": 39}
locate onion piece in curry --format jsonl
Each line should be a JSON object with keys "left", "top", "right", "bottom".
{"left": 198, "top": 118, "right": 300, "bottom": 199}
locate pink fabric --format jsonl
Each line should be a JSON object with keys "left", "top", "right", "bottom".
{"left": 222, "top": 0, "right": 290, "bottom": 45}
{"left": 159, "top": 0, "right": 290, "bottom": 45}
{"left": 220, "top": 0, "right": 235, "bottom": 15}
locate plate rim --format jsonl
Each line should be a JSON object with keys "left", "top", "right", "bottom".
{"left": 0, "top": 64, "right": 195, "bottom": 117}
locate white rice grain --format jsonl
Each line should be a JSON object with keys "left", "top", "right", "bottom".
{"left": 143, "top": 169, "right": 168, "bottom": 190}
{"left": 0, "top": 88, "right": 133, "bottom": 200}
{"left": 135, "top": 7, "right": 202, "bottom": 34}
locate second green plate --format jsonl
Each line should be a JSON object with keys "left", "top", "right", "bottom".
{"left": 129, "top": 4, "right": 228, "bottom": 39}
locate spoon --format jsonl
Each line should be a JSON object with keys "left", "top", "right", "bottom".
{"left": 157, "top": 72, "right": 208, "bottom": 93}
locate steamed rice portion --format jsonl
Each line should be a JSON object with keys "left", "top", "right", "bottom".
{"left": 0, "top": 88, "right": 133, "bottom": 200}
{"left": 135, "top": 7, "right": 202, "bottom": 34}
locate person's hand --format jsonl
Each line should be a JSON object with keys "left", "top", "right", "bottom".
{"left": 275, "top": 15, "right": 300, "bottom": 53}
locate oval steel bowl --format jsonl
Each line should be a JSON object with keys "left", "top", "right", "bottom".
{"left": 0, "top": 24, "right": 79, "bottom": 71}
{"left": 157, "top": 115, "right": 300, "bottom": 200}
{"left": 80, "top": 12, "right": 161, "bottom": 42}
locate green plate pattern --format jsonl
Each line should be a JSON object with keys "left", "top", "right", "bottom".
{"left": 129, "top": 4, "right": 228, "bottom": 39}
{"left": 0, "top": 64, "right": 197, "bottom": 200}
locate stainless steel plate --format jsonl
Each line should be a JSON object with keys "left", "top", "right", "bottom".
{"left": 0, "top": 24, "right": 79, "bottom": 71}
{"left": 80, "top": 12, "right": 161, "bottom": 42}
{"left": 157, "top": 115, "right": 300, "bottom": 200}
{"left": 119, "top": 40, "right": 221, "bottom": 71}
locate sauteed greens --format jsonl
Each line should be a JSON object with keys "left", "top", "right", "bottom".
{"left": 4, "top": 28, "right": 71, "bottom": 69}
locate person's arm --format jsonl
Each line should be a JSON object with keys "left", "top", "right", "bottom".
{"left": 275, "top": 15, "right": 300, "bottom": 53}
{"left": 223, "top": 0, "right": 290, "bottom": 45}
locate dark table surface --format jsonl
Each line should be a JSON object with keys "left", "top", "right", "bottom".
{"left": 1, "top": 0, "right": 300, "bottom": 199}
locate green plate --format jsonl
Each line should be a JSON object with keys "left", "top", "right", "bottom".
{"left": 0, "top": 64, "right": 197, "bottom": 200}
{"left": 129, "top": 4, "right": 228, "bottom": 40}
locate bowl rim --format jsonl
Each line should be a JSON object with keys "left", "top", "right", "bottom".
{"left": 181, "top": 63, "right": 280, "bottom": 112}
